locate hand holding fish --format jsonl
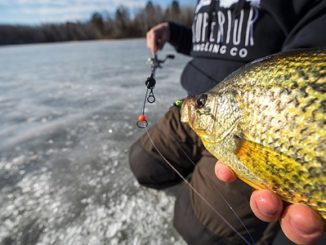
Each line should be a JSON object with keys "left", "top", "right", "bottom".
{"left": 215, "top": 161, "right": 324, "bottom": 245}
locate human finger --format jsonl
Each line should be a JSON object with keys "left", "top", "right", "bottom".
{"left": 146, "top": 23, "right": 170, "bottom": 54}
{"left": 146, "top": 29, "right": 157, "bottom": 54}
{"left": 250, "top": 190, "right": 283, "bottom": 222}
{"left": 280, "top": 204, "right": 324, "bottom": 245}
{"left": 214, "top": 160, "right": 237, "bottom": 183}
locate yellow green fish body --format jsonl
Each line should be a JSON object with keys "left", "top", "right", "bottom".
{"left": 181, "top": 49, "right": 326, "bottom": 220}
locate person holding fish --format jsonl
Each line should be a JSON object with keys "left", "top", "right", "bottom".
{"left": 130, "top": 0, "right": 326, "bottom": 244}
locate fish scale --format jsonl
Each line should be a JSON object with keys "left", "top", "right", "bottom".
{"left": 181, "top": 49, "right": 326, "bottom": 220}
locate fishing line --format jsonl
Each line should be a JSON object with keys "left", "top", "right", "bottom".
{"left": 136, "top": 54, "right": 254, "bottom": 244}
{"left": 173, "top": 137, "right": 255, "bottom": 245}
{"left": 137, "top": 54, "right": 174, "bottom": 128}
{"left": 144, "top": 128, "right": 254, "bottom": 245}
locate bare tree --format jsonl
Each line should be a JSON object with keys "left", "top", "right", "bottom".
{"left": 0, "top": 2, "right": 193, "bottom": 45}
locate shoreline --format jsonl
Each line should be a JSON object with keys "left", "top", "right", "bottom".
{"left": 0, "top": 37, "right": 146, "bottom": 48}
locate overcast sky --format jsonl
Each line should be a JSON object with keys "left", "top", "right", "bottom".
{"left": 0, "top": 0, "right": 195, "bottom": 25}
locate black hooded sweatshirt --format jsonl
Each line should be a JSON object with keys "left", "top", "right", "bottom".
{"left": 168, "top": 0, "right": 326, "bottom": 95}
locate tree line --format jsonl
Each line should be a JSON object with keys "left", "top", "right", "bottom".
{"left": 0, "top": 1, "right": 193, "bottom": 46}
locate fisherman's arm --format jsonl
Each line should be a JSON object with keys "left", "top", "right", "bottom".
{"left": 146, "top": 22, "right": 192, "bottom": 55}
{"left": 168, "top": 22, "right": 192, "bottom": 55}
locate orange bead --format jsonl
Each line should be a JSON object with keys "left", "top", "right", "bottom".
{"left": 138, "top": 114, "right": 147, "bottom": 122}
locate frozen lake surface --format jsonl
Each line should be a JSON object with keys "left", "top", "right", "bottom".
{"left": 0, "top": 39, "right": 189, "bottom": 245}
{"left": 1, "top": 39, "right": 325, "bottom": 245}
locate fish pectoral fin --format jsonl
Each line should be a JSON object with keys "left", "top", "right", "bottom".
{"left": 234, "top": 138, "right": 301, "bottom": 191}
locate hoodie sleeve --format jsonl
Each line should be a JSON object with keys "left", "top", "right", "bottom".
{"left": 168, "top": 22, "right": 193, "bottom": 55}
{"left": 282, "top": 0, "right": 326, "bottom": 50}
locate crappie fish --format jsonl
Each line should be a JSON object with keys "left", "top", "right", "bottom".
{"left": 181, "top": 49, "right": 326, "bottom": 220}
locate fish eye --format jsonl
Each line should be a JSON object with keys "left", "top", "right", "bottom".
{"left": 195, "top": 94, "right": 207, "bottom": 109}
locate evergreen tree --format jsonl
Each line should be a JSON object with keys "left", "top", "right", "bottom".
{"left": 90, "top": 12, "right": 105, "bottom": 37}
{"left": 114, "top": 6, "right": 131, "bottom": 38}
{"left": 165, "top": 0, "right": 181, "bottom": 22}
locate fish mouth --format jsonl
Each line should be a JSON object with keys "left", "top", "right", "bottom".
{"left": 180, "top": 96, "right": 214, "bottom": 138}
{"left": 180, "top": 96, "right": 196, "bottom": 126}
{"left": 180, "top": 96, "right": 215, "bottom": 143}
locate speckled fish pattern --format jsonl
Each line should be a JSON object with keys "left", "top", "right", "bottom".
{"left": 181, "top": 49, "right": 326, "bottom": 220}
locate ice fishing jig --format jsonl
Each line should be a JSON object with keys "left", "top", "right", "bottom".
{"left": 137, "top": 54, "right": 175, "bottom": 128}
